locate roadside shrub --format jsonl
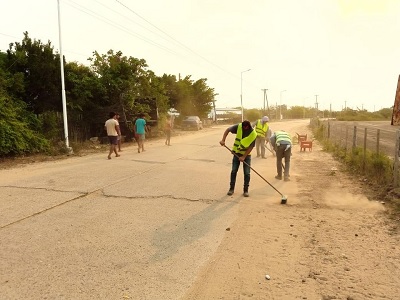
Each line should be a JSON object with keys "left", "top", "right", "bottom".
{"left": 0, "top": 96, "right": 49, "bottom": 156}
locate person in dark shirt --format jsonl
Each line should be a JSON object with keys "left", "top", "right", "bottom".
{"left": 219, "top": 120, "right": 257, "bottom": 197}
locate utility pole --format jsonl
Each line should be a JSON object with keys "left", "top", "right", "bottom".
{"left": 57, "top": 0, "right": 72, "bottom": 153}
{"left": 265, "top": 89, "right": 270, "bottom": 117}
{"left": 344, "top": 100, "right": 347, "bottom": 110}
{"left": 261, "top": 88, "right": 268, "bottom": 114}
{"left": 314, "top": 95, "right": 319, "bottom": 117}
{"left": 212, "top": 93, "right": 219, "bottom": 123}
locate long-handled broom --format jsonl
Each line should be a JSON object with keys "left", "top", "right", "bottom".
{"left": 223, "top": 145, "right": 288, "bottom": 204}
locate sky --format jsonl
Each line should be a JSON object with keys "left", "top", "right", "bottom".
{"left": 1, "top": 0, "right": 400, "bottom": 113}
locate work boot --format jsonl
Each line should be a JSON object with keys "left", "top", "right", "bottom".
{"left": 227, "top": 185, "right": 235, "bottom": 196}
{"left": 284, "top": 176, "right": 290, "bottom": 182}
{"left": 275, "top": 175, "right": 282, "bottom": 180}
{"left": 243, "top": 187, "right": 249, "bottom": 197}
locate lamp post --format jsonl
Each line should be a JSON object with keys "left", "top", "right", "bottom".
{"left": 57, "top": 0, "right": 72, "bottom": 153}
{"left": 280, "top": 90, "right": 286, "bottom": 120}
{"left": 240, "top": 69, "right": 251, "bottom": 121}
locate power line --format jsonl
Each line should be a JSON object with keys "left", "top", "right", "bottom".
{"left": 115, "top": 0, "right": 239, "bottom": 79}
{"left": 63, "top": 0, "right": 181, "bottom": 57}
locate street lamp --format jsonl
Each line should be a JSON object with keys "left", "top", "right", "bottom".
{"left": 57, "top": 0, "right": 72, "bottom": 153}
{"left": 280, "top": 90, "right": 286, "bottom": 120}
{"left": 240, "top": 69, "right": 251, "bottom": 122}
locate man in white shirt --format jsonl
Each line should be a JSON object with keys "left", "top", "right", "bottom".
{"left": 104, "top": 112, "right": 121, "bottom": 159}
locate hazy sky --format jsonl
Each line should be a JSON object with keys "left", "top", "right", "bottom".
{"left": 1, "top": 0, "right": 399, "bottom": 113}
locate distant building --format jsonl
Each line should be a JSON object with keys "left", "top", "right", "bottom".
{"left": 209, "top": 108, "right": 241, "bottom": 122}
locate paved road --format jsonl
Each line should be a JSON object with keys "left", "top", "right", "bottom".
{"left": 2, "top": 119, "right": 398, "bottom": 300}
{"left": 0, "top": 120, "right": 307, "bottom": 299}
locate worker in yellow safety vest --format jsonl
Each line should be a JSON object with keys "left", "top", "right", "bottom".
{"left": 252, "top": 116, "right": 271, "bottom": 159}
{"left": 220, "top": 120, "right": 257, "bottom": 197}
{"left": 270, "top": 130, "right": 292, "bottom": 181}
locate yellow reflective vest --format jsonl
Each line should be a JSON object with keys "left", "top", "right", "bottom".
{"left": 275, "top": 130, "right": 291, "bottom": 145}
{"left": 255, "top": 119, "right": 269, "bottom": 137}
{"left": 232, "top": 123, "right": 257, "bottom": 155}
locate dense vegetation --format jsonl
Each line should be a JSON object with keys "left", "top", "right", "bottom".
{"left": 0, "top": 32, "right": 215, "bottom": 156}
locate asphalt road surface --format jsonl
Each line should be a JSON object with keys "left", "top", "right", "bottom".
{"left": 1, "top": 119, "right": 399, "bottom": 300}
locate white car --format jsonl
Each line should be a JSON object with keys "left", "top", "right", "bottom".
{"left": 181, "top": 116, "right": 203, "bottom": 130}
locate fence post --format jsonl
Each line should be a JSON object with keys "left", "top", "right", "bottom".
{"left": 327, "top": 122, "right": 330, "bottom": 139}
{"left": 376, "top": 129, "right": 380, "bottom": 155}
{"left": 352, "top": 126, "right": 357, "bottom": 150}
{"left": 394, "top": 130, "right": 400, "bottom": 188}
{"left": 345, "top": 126, "right": 348, "bottom": 154}
{"left": 363, "top": 128, "right": 367, "bottom": 171}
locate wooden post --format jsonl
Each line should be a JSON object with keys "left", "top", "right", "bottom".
{"left": 394, "top": 131, "right": 400, "bottom": 188}
{"left": 363, "top": 128, "right": 367, "bottom": 171}
{"left": 345, "top": 126, "right": 349, "bottom": 154}
{"left": 391, "top": 75, "right": 400, "bottom": 125}
{"left": 352, "top": 126, "right": 357, "bottom": 150}
{"left": 327, "top": 122, "right": 330, "bottom": 139}
{"left": 376, "top": 129, "right": 380, "bottom": 155}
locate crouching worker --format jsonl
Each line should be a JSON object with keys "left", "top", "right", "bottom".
{"left": 270, "top": 130, "right": 292, "bottom": 181}
{"left": 219, "top": 120, "right": 257, "bottom": 197}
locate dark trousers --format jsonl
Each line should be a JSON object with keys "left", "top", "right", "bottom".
{"left": 275, "top": 144, "right": 291, "bottom": 178}
{"left": 230, "top": 155, "right": 251, "bottom": 190}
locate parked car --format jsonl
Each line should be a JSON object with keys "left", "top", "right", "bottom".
{"left": 181, "top": 116, "right": 203, "bottom": 131}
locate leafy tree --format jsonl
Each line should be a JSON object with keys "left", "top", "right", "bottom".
{"left": 245, "top": 109, "right": 261, "bottom": 122}
{"left": 191, "top": 78, "right": 214, "bottom": 118}
{"left": 0, "top": 50, "right": 49, "bottom": 155}
{"left": 160, "top": 74, "right": 179, "bottom": 109}
{"left": 6, "top": 32, "right": 62, "bottom": 114}
{"left": 89, "top": 50, "right": 168, "bottom": 122}
{"left": 89, "top": 50, "right": 148, "bottom": 108}
{"left": 161, "top": 75, "right": 214, "bottom": 118}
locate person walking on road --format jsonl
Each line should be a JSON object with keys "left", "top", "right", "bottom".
{"left": 135, "top": 113, "right": 147, "bottom": 153}
{"left": 104, "top": 112, "right": 121, "bottom": 160}
{"left": 270, "top": 130, "right": 292, "bottom": 181}
{"left": 116, "top": 113, "right": 122, "bottom": 152}
{"left": 252, "top": 116, "right": 271, "bottom": 159}
{"left": 164, "top": 115, "right": 173, "bottom": 146}
{"left": 219, "top": 120, "right": 257, "bottom": 197}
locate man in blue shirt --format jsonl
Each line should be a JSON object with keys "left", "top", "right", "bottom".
{"left": 135, "top": 113, "right": 147, "bottom": 153}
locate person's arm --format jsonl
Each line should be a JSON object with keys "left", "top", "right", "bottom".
{"left": 115, "top": 120, "right": 121, "bottom": 136}
{"left": 219, "top": 127, "right": 231, "bottom": 146}
{"left": 270, "top": 134, "right": 277, "bottom": 151}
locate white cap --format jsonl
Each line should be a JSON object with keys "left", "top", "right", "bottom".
{"left": 262, "top": 116, "right": 269, "bottom": 122}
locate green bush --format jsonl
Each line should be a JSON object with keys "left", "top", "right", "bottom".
{"left": 0, "top": 96, "right": 49, "bottom": 155}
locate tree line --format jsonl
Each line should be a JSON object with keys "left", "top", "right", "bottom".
{"left": 0, "top": 32, "right": 215, "bottom": 156}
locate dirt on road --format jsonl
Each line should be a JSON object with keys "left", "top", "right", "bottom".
{"left": 183, "top": 122, "right": 400, "bottom": 300}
